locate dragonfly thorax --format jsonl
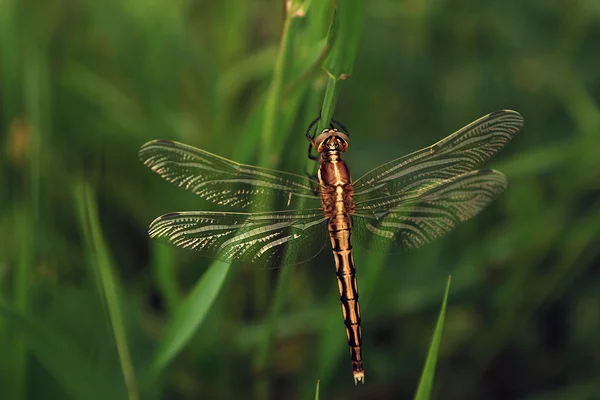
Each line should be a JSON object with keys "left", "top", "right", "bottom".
{"left": 314, "top": 129, "right": 349, "bottom": 154}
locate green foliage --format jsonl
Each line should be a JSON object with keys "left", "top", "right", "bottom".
{"left": 74, "top": 180, "right": 138, "bottom": 399}
{"left": 145, "top": 259, "right": 231, "bottom": 382}
{"left": 0, "top": 306, "right": 121, "bottom": 400}
{"left": 414, "top": 277, "right": 451, "bottom": 400}
{"left": 1, "top": 0, "right": 600, "bottom": 399}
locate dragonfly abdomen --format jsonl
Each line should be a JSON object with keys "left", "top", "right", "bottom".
{"left": 317, "top": 143, "right": 364, "bottom": 384}
{"left": 329, "top": 223, "right": 364, "bottom": 384}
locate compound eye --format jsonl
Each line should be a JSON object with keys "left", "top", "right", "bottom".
{"left": 338, "top": 139, "right": 349, "bottom": 151}
{"left": 315, "top": 137, "right": 327, "bottom": 152}
{"left": 336, "top": 131, "right": 349, "bottom": 142}
{"left": 335, "top": 132, "right": 349, "bottom": 151}
{"left": 314, "top": 135, "right": 325, "bottom": 149}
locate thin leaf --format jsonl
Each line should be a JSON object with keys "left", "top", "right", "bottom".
{"left": 260, "top": 6, "right": 299, "bottom": 164}
{"left": 317, "top": 0, "right": 365, "bottom": 132}
{"left": 144, "top": 259, "right": 231, "bottom": 379}
{"left": 323, "top": 0, "right": 365, "bottom": 79}
{"left": 74, "top": 181, "right": 139, "bottom": 400}
{"left": 414, "top": 276, "right": 452, "bottom": 400}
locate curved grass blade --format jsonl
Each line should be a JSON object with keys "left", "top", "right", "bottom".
{"left": 0, "top": 306, "right": 122, "bottom": 400}
{"left": 414, "top": 276, "right": 452, "bottom": 400}
{"left": 74, "top": 181, "right": 139, "bottom": 400}
{"left": 144, "top": 259, "right": 231, "bottom": 380}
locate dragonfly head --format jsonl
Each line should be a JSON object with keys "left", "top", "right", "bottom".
{"left": 314, "top": 129, "right": 349, "bottom": 153}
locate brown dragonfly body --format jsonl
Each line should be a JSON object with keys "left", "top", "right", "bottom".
{"left": 312, "top": 129, "right": 363, "bottom": 382}
{"left": 139, "top": 110, "right": 523, "bottom": 385}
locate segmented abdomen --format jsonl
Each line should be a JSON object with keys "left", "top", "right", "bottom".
{"left": 328, "top": 216, "right": 364, "bottom": 384}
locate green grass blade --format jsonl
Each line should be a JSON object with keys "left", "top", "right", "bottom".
{"left": 317, "top": 76, "right": 342, "bottom": 132}
{"left": 414, "top": 276, "right": 452, "bottom": 400}
{"left": 252, "top": 4, "right": 320, "bottom": 398}
{"left": 144, "top": 259, "right": 231, "bottom": 380}
{"left": 10, "top": 209, "right": 33, "bottom": 400}
{"left": 74, "top": 181, "right": 139, "bottom": 400}
{"left": 323, "top": 0, "right": 365, "bottom": 79}
{"left": 317, "top": 0, "right": 365, "bottom": 131}
{"left": 314, "top": 380, "right": 320, "bottom": 400}
{"left": 254, "top": 259, "right": 293, "bottom": 396}
{"left": 0, "top": 306, "right": 122, "bottom": 400}
{"left": 260, "top": 6, "right": 298, "bottom": 165}
{"left": 151, "top": 244, "right": 181, "bottom": 314}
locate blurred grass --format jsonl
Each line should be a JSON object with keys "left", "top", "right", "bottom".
{"left": 2, "top": 0, "right": 600, "bottom": 399}
{"left": 0, "top": 305, "right": 121, "bottom": 400}
{"left": 74, "top": 181, "right": 138, "bottom": 399}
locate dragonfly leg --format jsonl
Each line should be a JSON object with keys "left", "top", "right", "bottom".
{"left": 307, "top": 142, "right": 319, "bottom": 160}
{"left": 306, "top": 116, "right": 320, "bottom": 141}
{"left": 331, "top": 118, "right": 350, "bottom": 136}
{"left": 306, "top": 116, "right": 321, "bottom": 160}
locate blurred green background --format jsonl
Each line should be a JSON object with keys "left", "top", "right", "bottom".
{"left": 2, "top": 1, "right": 600, "bottom": 399}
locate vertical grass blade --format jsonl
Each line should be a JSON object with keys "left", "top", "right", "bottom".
{"left": 6, "top": 12, "right": 51, "bottom": 398}
{"left": 151, "top": 244, "right": 181, "bottom": 314}
{"left": 414, "top": 276, "right": 452, "bottom": 400}
{"left": 317, "top": 76, "right": 342, "bottom": 133}
{"left": 253, "top": 3, "right": 317, "bottom": 398}
{"left": 317, "top": 0, "right": 365, "bottom": 132}
{"left": 260, "top": 3, "right": 298, "bottom": 164}
{"left": 323, "top": 0, "right": 365, "bottom": 79}
{"left": 74, "top": 181, "right": 139, "bottom": 400}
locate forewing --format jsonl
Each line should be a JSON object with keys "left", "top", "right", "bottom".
{"left": 139, "top": 140, "right": 322, "bottom": 211}
{"left": 352, "top": 169, "right": 507, "bottom": 253}
{"left": 148, "top": 209, "right": 329, "bottom": 268}
{"left": 352, "top": 110, "right": 522, "bottom": 202}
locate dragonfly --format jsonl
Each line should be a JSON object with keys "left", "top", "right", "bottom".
{"left": 139, "top": 110, "right": 523, "bottom": 384}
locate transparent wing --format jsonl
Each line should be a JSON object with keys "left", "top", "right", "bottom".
{"left": 352, "top": 169, "right": 507, "bottom": 253}
{"left": 139, "top": 140, "right": 322, "bottom": 211}
{"left": 148, "top": 209, "right": 329, "bottom": 268}
{"left": 353, "top": 110, "right": 523, "bottom": 202}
